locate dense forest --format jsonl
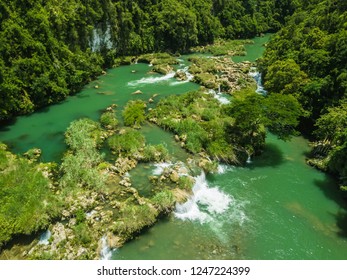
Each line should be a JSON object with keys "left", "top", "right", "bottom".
{"left": 259, "top": 0, "right": 347, "bottom": 191}
{"left": 0, "top": 0, "right": 296, "bottom": 121}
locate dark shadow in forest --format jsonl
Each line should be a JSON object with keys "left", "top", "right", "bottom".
{"left": 0, "top": 233, "right": 38, "bottom": 260}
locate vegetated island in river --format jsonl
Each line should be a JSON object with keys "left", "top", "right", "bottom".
{"left": 0, "top": 40, "right": 304, "bottom": 259}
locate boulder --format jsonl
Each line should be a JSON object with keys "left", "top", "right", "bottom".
{"left": 132, "top": 90, "right": 143, "bottom": 95}
{"left": 170, "top": 171, "right": 180, "bottom": 183}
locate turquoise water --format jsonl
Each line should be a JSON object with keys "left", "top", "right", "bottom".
{"left": 1, "top": 36, "right": 347, "bottom": 259}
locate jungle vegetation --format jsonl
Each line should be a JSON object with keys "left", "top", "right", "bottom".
{"left": 259, "top": 0, "right": 347, "bottom": 190}
{"left": 0, "top": 0, "right": 296, "bottom": 121}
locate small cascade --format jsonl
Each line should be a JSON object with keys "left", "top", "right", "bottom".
{"left": 246, "top": 156, "right": 252, "bottom": 164}
{"left": 182, "top": 66, "right": 194, "bottom": 82}
{"left": 38, "top": 230, "right": 51, "bottom": 245}
{"left": 170, "top": 67, "right": 194, "bottom": 86}
{"left": 217, "top": 164, "right": 232, "bottom": 174}
{"left": 249, "top": 68, "right": 267, "bottom": 95}
{"left": 207, "top": 89, "right": 230, "bottom": 105}
{"left": 99, "top": 236, "right": 113, "bottom": 260}
{"left": 174, "top": 172, "right": 232, "bottom": 223}
{"left": 128, "top": 72, "right": 176, "bottom": 87}
{"left": 152, "top": 162, "right": 173, "bottom": 175}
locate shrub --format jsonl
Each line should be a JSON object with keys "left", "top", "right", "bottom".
{"left": 0, "top": 147, "right": 56, "bottom": 248}
{"left": 108, "top": 129, "right": 145, "bottom": 156}
{"left": 151, "top": 190, "right": 175, "bottom": 213}
{"left": 177, "top": 176, "right": 194, "bottom": 191}
{"left": 112, "top": 204, "right": 158, "bottom": 237}
{"left": 100, "top": 111, "right": 118, "bottom": 130}
{"left": 65, "top": 118, "right": 104, "bottom": 150}
{"left": 142, "top": 144, "right": 169, "bottom": 162}
{"left": 123, "top": 100, "right": 147, "bottom": 127}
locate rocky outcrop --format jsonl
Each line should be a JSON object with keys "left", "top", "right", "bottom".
{"left": 188, "top": 56, "right": 255, "bottom": 93}
{"left": 113, "top": 157, "right": 138, "bottom": 175}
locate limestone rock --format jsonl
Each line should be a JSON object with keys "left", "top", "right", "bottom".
{"left": 132, "top": 90, "right": 143, "bottom": 95}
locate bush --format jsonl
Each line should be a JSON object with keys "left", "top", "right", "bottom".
{"left": 65, "top": 118, "right": 104, "bottom": 150}
{"left": 100, "top": 111, "right": 118, "bottom": 130}
{"left": 112, "top": 204, "right": 158, "bottom": 237}
{"left": 59, "top": 150, "right": 106, "bottom": 190}
{"left": 108, "top": 129, "right": 145, "bottom": 156}
{"left": 177, "top": 176, "right": 194, "bottom": 191}
{"left": 151, "top": 190, "right": 175, "bottom": 213}
{"left": 123, "top": 100, "right": 147, "bottom": 127}
{"left": 73, "top": 223, "right": 92, "bottom": 246}
{"left": 0, "top": 147, "right": 57, "bottom": 248}
{"left": 142, "top": 144, "right": 169, "bottom": 162}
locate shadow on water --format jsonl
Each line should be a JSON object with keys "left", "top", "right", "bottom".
{"left": 334, "top": 210, "right": 347, "bottom": 238}
{"left": 76, "top": 94, "right": 90, "bottom": 99}
{"left": 314, "top": 177, "right": 347, "bottom": 237}
{"left": 251, "top": 142, "right": 285, "bottom": 168}
{"left": 0, "top": 117, "right": 17, "bottom": 132}
{"left": 33, "top": 106, "right": 51, "bottom": 115}
{"left": 314, "top": 177, "right": 346, "bottom": 210}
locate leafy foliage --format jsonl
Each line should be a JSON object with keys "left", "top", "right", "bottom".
{"left": 122, "top": 100, "right": 146, "bottom": 127}
{"left": 0, "top": 0, "right": 295, "bottom": 121}
{"left": 60, "top": 119, "right": 106, "bottom": 190}
{"left": 108, "top": 128, "right": 145, "bottom": 157}
{"left": 0, "top": 144, "right": 58, "bottom": 247}
{"left": 260, "top": 0, "right": 347, "bottom": 189}
{"left": 150, "top": 89, "right": 302, "bottom": 163}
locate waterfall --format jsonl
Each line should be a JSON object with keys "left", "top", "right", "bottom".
{"left": 174, "top": 172, "right": 232, "bottom": 223}
{"left": 207, "top": 89, "right": 230, "bottom": 104}
{"left": 90, "top": 24, "right": 113, "bottom": 52}
{"left": 99, "top": 236, "right": 113, "bottom": 260}
{"left": 38, "top": 230, "right": 51, "bottom": 245}
{"left": 217, "top": 164, "right": 232, "bottom": 174}
{"left": 249, "top": 68, "right": 267, "bottom": 95}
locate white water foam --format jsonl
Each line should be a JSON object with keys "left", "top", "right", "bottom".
{"left": 99, "top": 236, "right": 114, "bottom": 260}
{"left": 152, "top": 162, "right": 173, "bottom": 175}
{"left": 170, "top": 67, "right": 194, "bottom": 86}
{"left": 174, "top": 172, "right": 232, "bottom": 223}
{"left": 217, "top": 164, "right": 232, "bottom": 174}
{"left": 208, "top": 89, "right": 230, "bottom": 105}
{"left": 249, "top": 69, "right": 267, "bottom": 95}
{"left": 38, "top": 230, "right": 51, "bottom": 245}
{"left": 128, "top": 72, "right": 176, "bottom": 87}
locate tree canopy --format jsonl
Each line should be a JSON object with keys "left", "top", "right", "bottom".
{"left": 0, "top": 0, "right": 296, "bottom": 121}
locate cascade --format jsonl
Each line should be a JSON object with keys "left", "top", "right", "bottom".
{"left": 99, "top": 236, "right": 113, "bottom": 260}
{"left": 38, "top": 230, "right": 51, "bottom": 245}
{"left": 249, "top": 68, "right": 267, "bottom": 95}
{"left": 174, "top": 172, "right": 233, "bottom": 223}
{"left": 207, "top": 89, "right": 230, "bottom": 104}
{"left": 90, "top": 24, "right": 113, "bottom": 52}
{"left": 128, "top": 72, "right": 176, "bottom": 87}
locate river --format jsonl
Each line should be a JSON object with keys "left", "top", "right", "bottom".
{"left": 1, "top": 35, "right": 347, "bottom": 259}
